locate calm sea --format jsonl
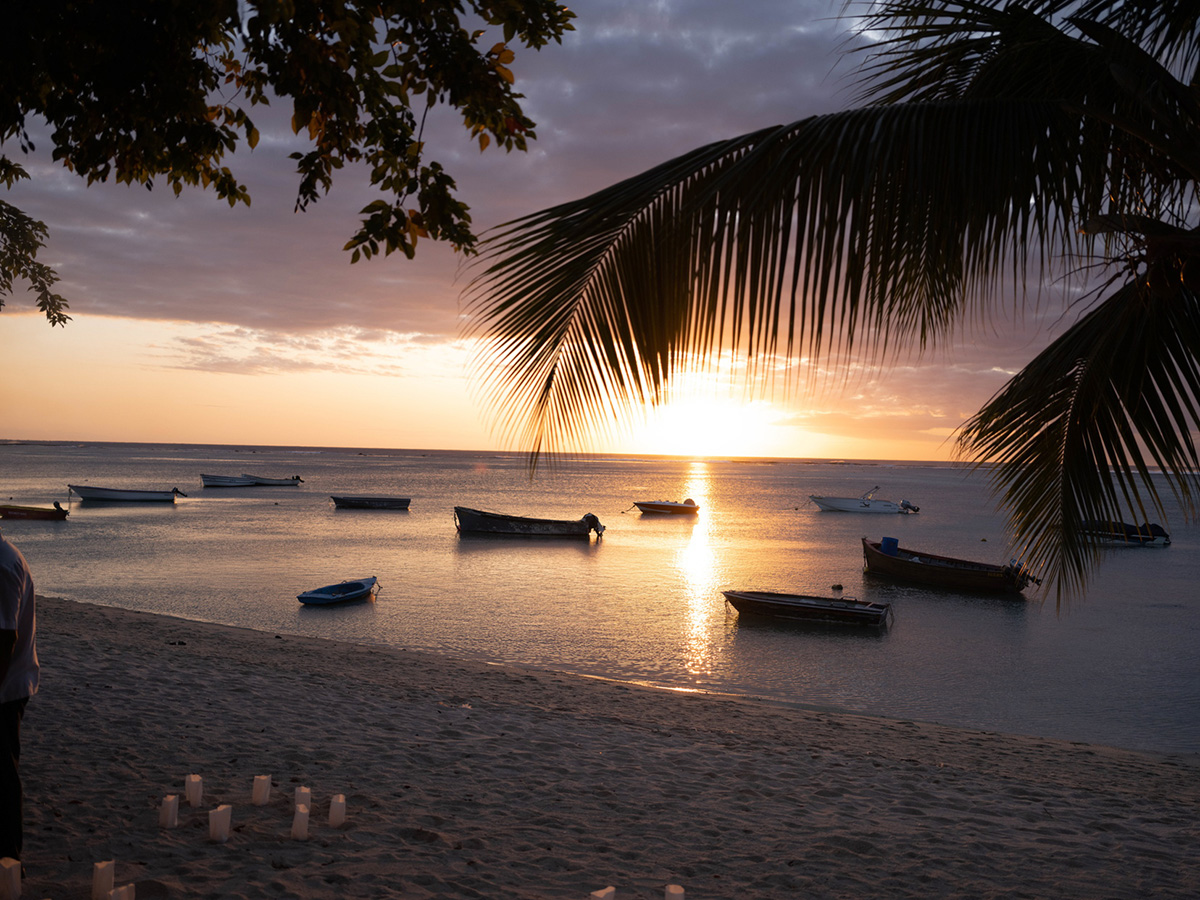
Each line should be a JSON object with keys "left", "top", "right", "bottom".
{"left": 2, "top": 441, "right": 1197, "bottom": 755}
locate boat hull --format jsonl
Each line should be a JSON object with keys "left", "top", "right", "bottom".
{"left": 331, "top": 496, "right": 411, "bottom": 510}
{"left": 861, "top": 538, "right": 1034, "bottom": 593}
{"left": 241, "top": 474, "right": 303, "bottom": 486}
{"left": 722, "top": 590, "right": 891, "bottom": 627}
{"left": 454, "top": 506, "right": 605, "bottom": 538}
{"left": 0, "top": 505, "right": 68, "bottom": 520}
{"left": 810, "top": 495, "right": 916, "bottom": 513}
{"left": 297, "top": 576, "right": 378, "bottom": 605}
{"left": 201, "top": 474, "right": 257, "bottom": 487}
{"left": 634, "top": 500, "right": 699, "bottom": 515}
{"left": 68, "top": 484, "right": 184, "bottom": 502}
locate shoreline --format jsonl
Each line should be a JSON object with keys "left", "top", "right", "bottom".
{"left": 21, "top": 595, "right": 1200, "bottom": 899}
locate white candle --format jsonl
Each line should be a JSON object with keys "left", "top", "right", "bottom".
{"left": 328, "top": 794, "right": 346, "bottom": 827}
{"left": 158, "top": 794, "right": 178, "bottom": 828}
{"left": 91, "top": 859, "right": 114, "bottom": 900}
{"left": 209, "top": 804, "right": 232, "bottom": 843}
{"left": 184, "top": 773, "right": 203, "bottom": 807}
{"left": 590, "top": 888, "right": 616, "bottom": 900}
{"left": 291, "top": 802, "right": 310, "bottom": 840}
{"left": 294, "top": 785, "right": 311, "bottom": 810}
{"left": 665, "top": 886, "right": 685, "bottom": 899}
{"left": 252, "top": 775, "right": 271, "bottom": 806}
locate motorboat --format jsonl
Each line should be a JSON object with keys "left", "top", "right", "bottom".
{"left": 201, "top": 474, "right": 258, "bottom": 487}
{"left": 297, "top": 576, "right": 379, "bottom": 605}
{"left": 68, "top": 484, "right": 186, "bottom": 502}
{"left": 331, "top": 495, "right": 411, "bottom": 510}
{"left": 861, "top": 537, "right": 1037, "bottom": 593}
{"left": 241, "top": 473, "right": 304, "bottom": 486}
{"left": 453, "top": 506, "right": 605, "bottom": 538}
{"left": 810, "top": 486, "right": 919, "bottom": 514}
{"left": 722, "top": 590, "right": 892, "bottom": 628}
{"left": 633, "top": 499, "right": 699, "bottom": 515}
{"left": 1081, "top": 520, "right": 1171, "bottom": 547}
{"left": 0, "top": 503, "right": 68, "bottom": 520}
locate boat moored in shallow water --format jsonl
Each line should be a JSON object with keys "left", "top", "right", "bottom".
{"left": 68, "top": 484, "right": 186, "bottom": 502}
{"left": 454, "top": 506, "right": 605, "bottom": 538}
{"left": 810, "top": 486, "right": 919, "bottom": 514}
{"left": 862, "top": 537, "right": 1037, "bottom": 594}
{"left": 722, "top": 590, "right": 892, "bottom": 628}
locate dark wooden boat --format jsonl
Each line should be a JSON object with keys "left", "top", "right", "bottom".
{"left": 0, "top": 503, "right": 69, "bottom": 520}
{"left": 331, "top": 495, "right": 411, "bottom": 510}
{"left": 297, "top": 576, "right": 378, "bottom": 605}
{"left": 453, "top": 506, "right": 605, "bottom": 538}
{"left": 861, "top": 537, "right": 1037, "bottom": 593}
{"left": 723, "top": 590, "right": 892, "bottom": 628}
{"left": 1081, "top": 520, "right": 1171, "bottom": 547}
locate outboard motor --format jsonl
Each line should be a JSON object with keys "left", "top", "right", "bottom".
{"left": 583, "top": 513, "right": 605, "bottom": 536}
{"left": 900, "top": 499, "right": 920, "bottom": 513}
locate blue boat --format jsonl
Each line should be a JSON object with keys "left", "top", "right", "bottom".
{"left": 297, "top": 576, "right": 379, "bottom": 605}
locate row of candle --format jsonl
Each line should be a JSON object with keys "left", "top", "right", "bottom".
{"left": 159, "top": 774, "right": 347, "bottom": 841}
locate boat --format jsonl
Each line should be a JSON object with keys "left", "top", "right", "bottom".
{"left": 810, "top": 486, "right": 919, "bottom": 513}
{"left": 201, "top": 474, "right": 258, "bottom": 487}
{"left": 0, "top": 503, "right": 68, "bottom": 521}
{"left": 861, "top": 537, "right": 1038, "bottom": 593}
{"left": 633, "top": 499, "right": 699, "bottom": 515}
{"left": 331, "top": 495, "right": 411, "bottom": 510}
{"left": 1081, "top": 520, "right": 1171, "bottom": 547}
{"left": 453, "top": 506, "right": 605, "bottom": 538}
{"left": 722, "top": 590, "right": 892, "bottom": 628}
{"left": 297, "top": 576, "right": 379, "bottom": 605}
{"left": 241, "top": 473, "right": 304, "bottom": 486}
{"left": 68, "top": 484, "right": 186, "bottom": 502}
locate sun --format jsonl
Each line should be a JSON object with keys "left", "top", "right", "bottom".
{"left": 632, "top": 391, "right": 783, "bottom": 458}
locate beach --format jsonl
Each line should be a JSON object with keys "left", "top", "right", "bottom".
{"left": 18, "top": 595, "right": 1200, "bottom": 899}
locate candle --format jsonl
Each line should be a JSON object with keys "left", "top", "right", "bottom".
{"left": 184, "top": 773, "right": 203, "bottom": 807}
{"left": 252, "top": 775, "right": 271, "bottom": 806}
{"left": 291, "top": 803, "right": 310, "bottom": 840}
{"left": 209, "top": 804, "right": 232, "bottom": 843}
{"left": 91, "top": 860, "right": 114, "bottom": 900}
{"left": 328, "top": 794, "right": 346, "bottom": 827}
{"left": 158, "top": 794, "right": 178, "bottom": 828}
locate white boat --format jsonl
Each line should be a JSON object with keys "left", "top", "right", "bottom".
{"left": 809, "top": 486, "right": 919, "bottom": 514}
{"left": 201, "top": 474, "right": 257, "bottom": 487}
{"left": 68, "top": 484, "right": 186, "bottom": 502}
{"left": 241, "top": 473, "right": 304, "bottom": 486}
{"left": 633, "top": 499, "right": 699, "bottom": 515}
{"left": 297, "top": 576, "right": 379, "bottom": 605}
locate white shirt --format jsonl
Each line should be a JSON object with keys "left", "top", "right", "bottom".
{"left": 0, "top": 534, "right": 39, "bottom": 704}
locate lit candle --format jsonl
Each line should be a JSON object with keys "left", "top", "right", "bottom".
{"left": 158, "top": 795, "right": 178, "bottom": 828}
{"left": 184, "top": 774, "right": 203, "bottom": 807}
{"left": 291, "top": 802, "right": 310, "bottom": 840}
{"left": 252, "top": 775, "right": 271, "bottom": 806}
{"left": 209, "top": 804, "right": 232, "bottom": 843}
{"left": 91, "top": 859, "right": 114, "bottom": 900}
{"left": 328, "top": 794, "right": 346, "bottom": 827}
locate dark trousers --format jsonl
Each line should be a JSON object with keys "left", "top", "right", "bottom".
{"left": 0, "top": 698, "right": 28, "bottom": 861}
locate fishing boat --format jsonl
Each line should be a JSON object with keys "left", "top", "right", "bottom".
{"left": 297, "top": 576, "right": 379, "bottom": 605}
{"left": 722, "top": 590, "right": 892, "bottom": 628}
{"left": 810, "top": 486, "right": 919, "bottom": 514}
{"left": 241, "top": 473, "right": 304, "bottom": 486}
{"left": 0, "top": 503, "right": 69, "bottom": 521}
{"left": 633, "top": 499, "right": 700, "bottom": 515}
{"left": 331, "top": 495, "right": 411, "bottom": 510}
{"left": 201, "top": 474, "right": 257, "bottom": 487}
{"left": 68, "top": 484, "right": 186, "bottom": 502}
{"left": 862, "top": 537, "right": 1037, "bottom": 594}
{"left": 453, "top": 506, "right": 605, "bottom": 538}
{"left": 1081, "top": 520, "right": 1171, "bottom": 547}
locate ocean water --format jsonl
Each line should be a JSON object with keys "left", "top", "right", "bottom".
{"left": 3, "top": 440, "right": 1197, "bottom": 756}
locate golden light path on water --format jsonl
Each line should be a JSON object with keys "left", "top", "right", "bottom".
{"left": 674, "top": 461, "right": 720, "bottom": 677}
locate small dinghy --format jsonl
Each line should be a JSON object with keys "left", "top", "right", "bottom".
{"left": 297, "top": 576, "right": 379, "bottom": 605}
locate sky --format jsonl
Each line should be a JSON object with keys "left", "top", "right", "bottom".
{"left": 1, "top": 0, "right": 1068, "bottom": 461}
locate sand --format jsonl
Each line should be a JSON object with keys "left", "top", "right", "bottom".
{"left": 15, "top": 595, "right": 1200, "bottom": 899}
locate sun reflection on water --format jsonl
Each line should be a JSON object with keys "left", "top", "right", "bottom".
{"left": 674, "top": 461, "right": 720, "bottom": 677}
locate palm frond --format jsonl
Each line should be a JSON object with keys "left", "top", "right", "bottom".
{"left": 957, "top": 282, "right": 1200, "bottom": 601}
